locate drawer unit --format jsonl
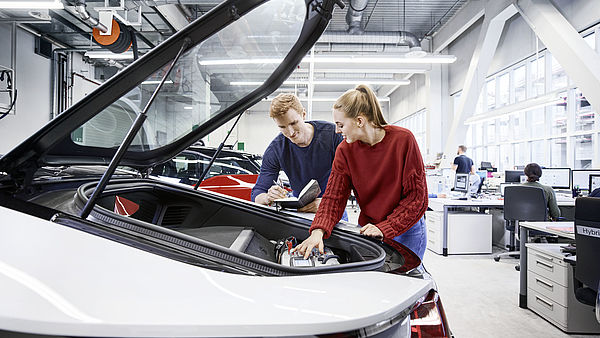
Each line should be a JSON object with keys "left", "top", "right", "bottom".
{"left": 527, "top": 270, "right": 568, "bottom": 306}
{"left": 526, "top": 244, "right": 600, "bottom": 334}
{"left": 425, "top": 211, "right": 443, "bottom": 254}
{"left": 527, "top": 248, "right": 568, "bottom": 287}
{"left": 527, "top": 290, "right": 568, "bottom": 329}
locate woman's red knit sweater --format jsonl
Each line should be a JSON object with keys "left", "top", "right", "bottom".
{"left": 310, "top": 125, "right": 428, "bottom": 240}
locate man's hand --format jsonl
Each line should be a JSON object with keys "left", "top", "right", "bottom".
{"left": 255, "top": 185, "right": 288, "bottom": 205}
{"left": 298, "top": 198, "right": 321, "bottom": 213}
{"left": 293, "top": 229, "right": 324, "bottom": 259}
{"left": 360, "top": 223, "right": 383, "bottom": 240}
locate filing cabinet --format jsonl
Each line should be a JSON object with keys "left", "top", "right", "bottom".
{"left": 526, "top": 244, "right": 600, "bottom": 333}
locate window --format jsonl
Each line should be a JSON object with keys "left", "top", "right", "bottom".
{"left": 551, "top": 55, "right": 568, "bottom": 90}
{"left": 498, "top": 73, "right": 510, "bottom": 107}
{"left": 550, "top": 137, "right": 567, "bottom": 167}
{"left": 531, "top": 140, "right": 546, "bottom": 165}
{"left": 530, "top": 56, "right": 545, "bottom": 98}
{"left": 574, "top": 134, "right": 593, "bottom": 169}
{"left": 514, "top": 65, "right": 526, "bottom": 102}
{"left": 575, "top": 90, "right": 596, "bottom": 132}
{"left": 528, "top": 108, "right": 545, "bottom": 139}
{"left": 550, "top": 93, "right": 567, "bottom": 136}
{"left": 395, "top": 109, "right": 426, "bottom": 156}
{"left": 486, "top": 78, "right": 496, "bottom": 111}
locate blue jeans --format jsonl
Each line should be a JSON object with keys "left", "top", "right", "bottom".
{"left": 392, "top": 216, "right": 426, "bottom": 260}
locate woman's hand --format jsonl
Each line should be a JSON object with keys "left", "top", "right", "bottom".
{"left": 293, "top": 229, "right": 324, "bottom": 259}
{"left": 360, "top": 223, "right": 383, "bottom": 240}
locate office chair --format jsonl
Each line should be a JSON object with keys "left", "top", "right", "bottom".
{"left": 572, "top": 197, "right": 600, "bottom": 322}
{"left": 494, "top": 185, "right": 547, "bottom": 270}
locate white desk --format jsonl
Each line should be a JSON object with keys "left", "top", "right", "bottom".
{"left": 518, "top": 221, "right": 574, "bottom": 309}
{"left": 427, "top": 197, "right": 575, "bottom": 256}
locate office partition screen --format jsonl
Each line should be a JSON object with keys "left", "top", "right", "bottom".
{"left": 538, "top": 168, "right": 571, "bottom": 189}
{"left": 573, "top": 169, "right": 600, "bottom": 191}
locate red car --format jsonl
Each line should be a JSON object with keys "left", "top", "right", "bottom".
{"left": 150, "top": 146, "right": 262, "bottom": 200}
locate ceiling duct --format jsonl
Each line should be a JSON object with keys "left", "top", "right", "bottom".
{"left": 320, "top": 31, "right": 421, "bottom": 48}
{"left": 345, "top": 0, "right": 368, "bottom": 34}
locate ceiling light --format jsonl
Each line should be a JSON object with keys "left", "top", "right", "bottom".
{"left": 264, "top": 97, "right": 391, "bottom": 102}
{"left": 141, "top": 80, "right": 174, "bottom": 85}
{"left": 231, "top": 80, "right": 410, "bottom": 86}
{"left": 85, "top": 51, "right": 133, "bottom": 60}
{"left": 184, "top": 106, "right": 193, "bottom": 110}
{"left": 0, "top": 1, "right": 64, "bottom": 9}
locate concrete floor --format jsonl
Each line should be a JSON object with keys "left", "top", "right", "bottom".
{"left": 344, "top": 207, "right": 598, "bottom": 337}
{"left": 424, "top": 249, "right": 596, "bottom": 338}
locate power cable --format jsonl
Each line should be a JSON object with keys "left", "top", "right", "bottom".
{"left": 0, "top": 70, "right": 17, "bottom": 119}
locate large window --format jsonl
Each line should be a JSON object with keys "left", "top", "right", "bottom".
{"left": 461, "top": 30, "right": 600, "bottom": 170}
{"left": 395, "top": 109, "right": 426, "bottom": 156}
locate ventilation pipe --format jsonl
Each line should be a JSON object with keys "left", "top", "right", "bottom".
{"left": 320, "top": 31, "right": 421, "bottom": 48}
{"left": 345, "top": 0, "right": 369, "bottom": 34}
{"left": 75, "top": 0, "right": 108, "bottom": 33}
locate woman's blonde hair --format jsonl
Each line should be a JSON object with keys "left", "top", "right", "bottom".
{"left": 333, "top": 84, "right": 387, "bottom": 127}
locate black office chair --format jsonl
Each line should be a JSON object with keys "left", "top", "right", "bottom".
{"left": 572, "top": 197, "right": 600, "bottom": 321}
{"left": 494, "top": 185, "right": 547, "bottom": 270}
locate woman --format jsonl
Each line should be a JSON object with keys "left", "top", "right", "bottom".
{"left": 522, "top": 163, "right": 561, "bottom": 220}
{"left": 294, "top": 85, "right": 428, "bottom": 259}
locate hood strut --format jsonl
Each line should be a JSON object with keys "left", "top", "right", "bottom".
{"left": 193, "top": 111, "right": 244, "bottom": 190}
{"left": 79, "top": 38, "right": 191, "bottom": 220}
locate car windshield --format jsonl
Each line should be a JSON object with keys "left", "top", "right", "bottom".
{"left": 70, "top": 0, "right": 306, "bottom": 151}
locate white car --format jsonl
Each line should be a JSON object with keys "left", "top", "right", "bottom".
{"left": 0, "top": 0, "right": 451, "bottom": 336}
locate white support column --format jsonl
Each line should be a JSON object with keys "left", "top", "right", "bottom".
{"left": 426, "top": 64, "right": 443, "bottom": 158}
{"left": 515, "top": 0, "right": 600, "bottom": 111}
{"left": 441, "top": 1, "right": 518, "bottom": 166}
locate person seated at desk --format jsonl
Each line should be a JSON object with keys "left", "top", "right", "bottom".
{"left": 521, "top": 163, "right": 561, "bottom": 220}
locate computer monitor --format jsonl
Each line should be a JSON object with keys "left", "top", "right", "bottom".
{"left": 505, "top": 170, "right": 525, "bottom": 183}
{"left": 572, "top": 169, "right": 600, "bottom": 192}
{"left": 480, "top": 161, "right": 492, "bottom": 169}
{"left": 589, "top": 174, "right": 600, "bottom": 193}
{"left": 454, "top": 173, "right": 469, "bottom": 193}
{"left": 538, "top": 167, "right": 571, "bottom": 189}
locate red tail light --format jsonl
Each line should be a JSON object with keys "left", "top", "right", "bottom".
{"left": 410, "top": 290, "right": 451, "bottom": 338}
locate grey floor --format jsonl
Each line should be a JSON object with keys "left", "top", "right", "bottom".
{"left": 344, "top": 208, "right": 598, "bottom": 338}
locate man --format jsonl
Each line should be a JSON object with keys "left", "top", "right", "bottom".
{"left": 452, "top": 145, "right": 480, "bottom": 193}
{"left": 452, "top": 145, "right": 475, "bottom": 174}
{"left": 251, "top": 93, "right": 344, "bottom": 214}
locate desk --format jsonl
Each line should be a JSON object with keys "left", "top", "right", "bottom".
{"left": 428, "top": 197, "right": 575, "bottom": 256}
{"left": 519, "top": 221, "right": 574, "bottom": 309}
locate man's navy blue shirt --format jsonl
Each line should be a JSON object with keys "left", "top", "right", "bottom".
{"left": 453, "top": 154, "right": 473, "bottom": 174}
{"left": 251, "top": 120, "right": 343, "bottom": 201}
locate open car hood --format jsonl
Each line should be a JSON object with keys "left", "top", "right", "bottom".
{"left": 0, "top": 0, "right": 339, "bottom": 185}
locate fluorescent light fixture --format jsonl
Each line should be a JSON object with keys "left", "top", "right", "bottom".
{"left": 231, "top": 80, "right": 410, "bottom": 86}
{"left": 85, "top": 51, "right": 134, "bottom": 60}
{"left": 183, "top": 106, "right": 193, "bottom": 110}
{"left": 141, "top": 80, "right": 174, "bottom": 85}
{"left": 0, "top": 0, "right": 63, "bottom": 9}
{"left": 199, "top": 55, "right": 456, "bottom": 66}
{"left": 199, "top": 58, "right": 283, "bottom": 66}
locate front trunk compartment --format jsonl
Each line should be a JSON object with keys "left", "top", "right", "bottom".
{"left": 23, "top": 178, "right": 410, "bottom": 276}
